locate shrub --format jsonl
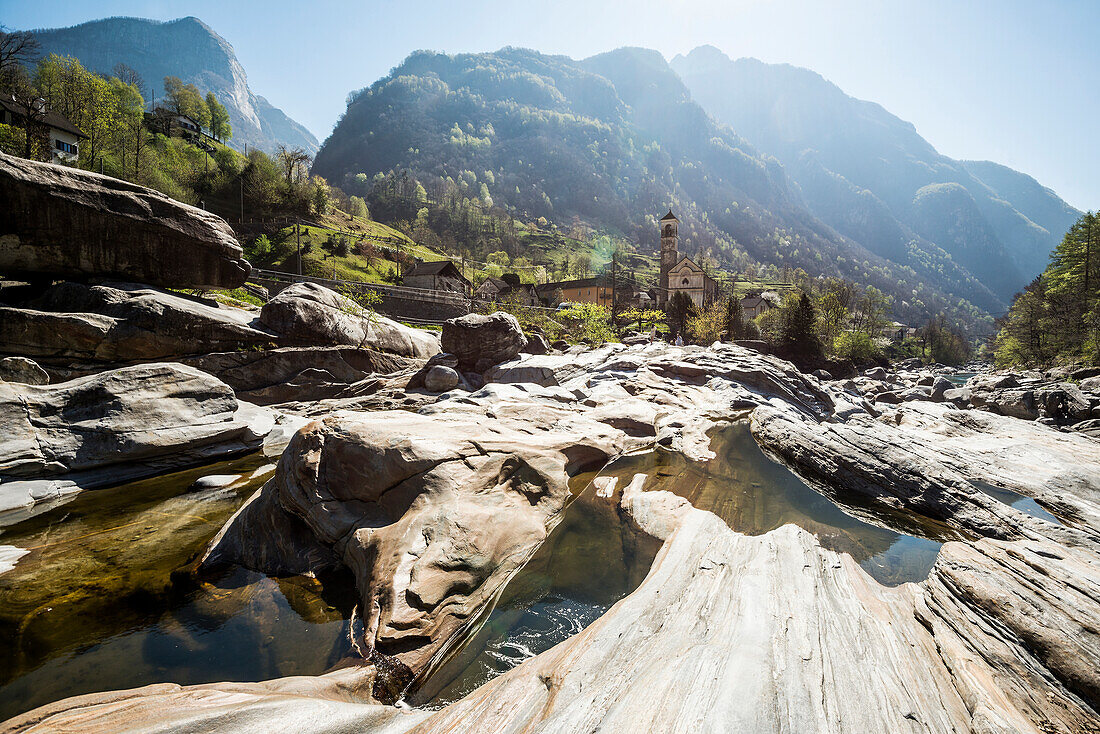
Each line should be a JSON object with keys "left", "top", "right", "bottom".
{"left": 833, "top": 331, "right": 881, "bottom": 362}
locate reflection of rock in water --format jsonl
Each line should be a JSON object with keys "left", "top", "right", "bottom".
{"left": 611, "top": 423, "right": 945, "bottom": 586}
{"left": 0, "top": 455, "right": 355, "bottom": 721}
{"left": 415, "top": 483, "right": 661, "bottom": 706}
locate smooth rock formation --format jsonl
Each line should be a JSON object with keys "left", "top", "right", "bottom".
{"left": 423, "top": 365, "right": 460, "bottom": 392}
{"left": 0, "top": 357, "right": 48, "bottom": 385}
{"left": 5, "top": 343, "right": 1099, "bottom": 734}
{"left": 0, "top": 363, "right": 272, "bottom": 512}
{"left": 259, "top": 282, "right": 439, "bottom": 359}
{"left": 440, "top": 312, "right": 525, "bottom": 372}
{"left": 198, "top": 409, "right": 626, "bottom": 695}
{"left": 0, "top": 282, "right": 276, "bottom": 363}
{"left": 182, "top": 346, "right": 421, "bottom": 405}
{"left": 0, "top": 152, "right": 249, "bottom": 289}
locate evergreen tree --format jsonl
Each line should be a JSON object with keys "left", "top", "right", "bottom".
{"left": 781, "top": 292, "right": 822, "bottom": 357}
{"left": 725, "top": 296, "right": 745, "bottom": 340}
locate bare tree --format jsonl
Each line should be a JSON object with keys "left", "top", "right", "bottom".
{"left": 112, "top": 62, "right": 145, "bottom": 98}
{"left": 275, "top": 144, "right": 312, "bottom": 184}
{"left": 0, "top": 27, "right": 40, "bottom": 87}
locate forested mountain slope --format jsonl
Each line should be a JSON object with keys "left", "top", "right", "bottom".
{"left": 314, "top": 46, "right": 1002, "bottom": 326}
{"left": 27, "top": 16, "right": 318, "bottom": 155}
{"left": 670, "top": 45, "right": 1080, "bottom": 301}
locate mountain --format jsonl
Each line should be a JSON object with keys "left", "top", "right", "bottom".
{"left": 669, "top": 45, "right": 1080, "bottom": 301}
{"left": 314, "top": 46, "right": 1005, "bottom": 325}
{"left": 25, "top": 16, "right": 318, "bottom": 155}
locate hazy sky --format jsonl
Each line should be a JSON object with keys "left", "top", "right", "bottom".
{"left": 2, "top": 0, "right": 1096, "bottom": 209}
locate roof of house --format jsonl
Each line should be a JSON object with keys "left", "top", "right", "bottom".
{"left": 536, "top": 276, "right": 609, "bottom": 293}
{"left": 403, "top": 259, "right": 468, "bottom": 282}
{"left": 741, "top": 296, "right": 766, "bottom": 308}
{"left": 0, "top": 96, "right": 86, "bottom": 139}
{"left": 477, "top": 277, "right": 508, "bottom": 291}
{"left": 660, "top": 209, "right": 678, "bottom": 221}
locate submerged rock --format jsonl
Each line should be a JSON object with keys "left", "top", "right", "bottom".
{"left": 0, "top": 152, "right": 249, "bottom": 290}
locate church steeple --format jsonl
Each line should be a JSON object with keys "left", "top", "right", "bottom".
{"left": 658, "top": 209, "right": 679, "bottom": 306}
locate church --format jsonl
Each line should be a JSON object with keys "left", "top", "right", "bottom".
{"left": 658, "top": 210, "right": 718, "bottom": 309}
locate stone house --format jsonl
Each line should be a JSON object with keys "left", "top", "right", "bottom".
{"left": 476, "top": 275, "right": 540, "bottom": 306}
{"left": 401, "top": 260, "right": 470, "bottom": 294}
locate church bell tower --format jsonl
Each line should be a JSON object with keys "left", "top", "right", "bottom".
{"left": 658, "top": 209, "right": 679, "bottom": 306}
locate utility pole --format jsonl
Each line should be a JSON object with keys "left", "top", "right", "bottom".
{"left": 239, "top": 175, "right": 244, "bottom": 224}
{"left": 296, "top": 217, "right": 302, "bottom": 276}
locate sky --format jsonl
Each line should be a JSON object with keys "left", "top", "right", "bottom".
{"left": 2, "top": 0, "right": 1096, "bottom": 210}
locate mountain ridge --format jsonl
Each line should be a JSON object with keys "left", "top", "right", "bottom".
{"left": 23, "top": 16, "right": 319, "bottom": 156}
{"left": 669, "top": 45, "right": 1080, "bottom": 298}
{"left": 313, "top": 45, "right": 1007, "bottom": 327}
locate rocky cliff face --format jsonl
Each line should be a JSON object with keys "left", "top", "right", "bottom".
{"left": 27, "top": 16, "right": 318, "bottom": 155}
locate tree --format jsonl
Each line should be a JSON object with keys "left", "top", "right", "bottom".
{"left": 112, "top": 63, "right": 144, "bottom": 97}
{"left": 0, "top": 28, "right": 39, "bottom": 88}
{"left": 348, "top": 195, "right": 369, "bottom": 219}
{"left": 816, "top": 289, "right": 850, "bottom": 350}
{"left": 276, "top": 145, "right": 311, "bottom": 183}
{"left": 725, "top": 296, "right": 745, "bottom": 340}
{"left": 163, "top": 76, "right": 210, "bottom": 129}
{"left": 206, "top": 92, "right": 232, "bottom": 141}
{"left": 667, "top": 291, "right": 697, "bottom": 340}
{"left": 781, "top": 292, "right": 822, "bottom": 358}
{"left": 310, "top": 175, "right": 331, "bottom": 215}
{"left": 688, "top": 300, "right": 726, "bottom": 344}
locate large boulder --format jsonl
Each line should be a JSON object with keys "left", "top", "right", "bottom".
{"left": 0, "top": 152, "right": 249, "bottom": 289}
{"left": 198, "top": 410, "right": 623, "bottom": 693}
{"left": 0, "top": 356, "right": 48, "bottom": 384}
{"left": 441, "top": 312, "right": 526, "bottom": 371}
{"left": 182, "top": 346, "right": 422, "bottom": 405}
{"left": 0, "top": 362, "right": 272, "bottom": 511}
{"left": 0, "top": 282, "right": 276, "bottom": 362}
{"left": 259, "top": 282, "right": 439, "bottom": 359}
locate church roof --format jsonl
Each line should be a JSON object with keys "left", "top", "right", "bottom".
{"left": 659, "top": 209, "right": 678, "bottom": 221}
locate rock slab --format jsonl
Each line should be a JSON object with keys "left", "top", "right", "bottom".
{"left": 0, "top": 152, "right": 250, "bottom": 290}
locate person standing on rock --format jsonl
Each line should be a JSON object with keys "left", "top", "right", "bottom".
{"left": 674, "top": 332, "right": 684, "bottom": 347}
{"left": 649, "top": 324, "right": 657, "bottom": 343}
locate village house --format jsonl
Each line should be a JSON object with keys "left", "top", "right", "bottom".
{"left": 740, "top": 291, "right": 780, "bottom": 319}
{"left": 881, "top": 321, "right": 917, "bottom": 341}
{"left": 537, "top": 275, "right": 614, "bottom": 307}
{"left": 0, "top": 95, "right": 86, "bottom": 165}
{"left": 149, "top": 107, "right": 203, "bottom": 138}
{"left": 658, "top": 210, "right": 718, "bottom": 308}
{"left": 401, "top": 260, "right": 470, "bottom": 294}
{"left": 475, "top": 274, "right": 540, "bottom": 306}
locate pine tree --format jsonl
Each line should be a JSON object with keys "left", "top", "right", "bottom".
{"left": 725, "top": 296, "right": 745, "bottom": 340}
{"left": 781, "top": 292, "right": 822, "bottom": 357}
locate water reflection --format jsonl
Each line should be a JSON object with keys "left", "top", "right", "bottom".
{"left": 0, "top": 455, "right": 355, "bottom": 720}
{"left": 970, "top": 480, "right": 1062, "bottom": 524}
{"left": 612, "top": 422, "right": 945, "bottom": 586}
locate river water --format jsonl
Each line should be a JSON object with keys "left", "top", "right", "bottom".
{"left": 0, "top": 422, "right": 948, "bottom": 720}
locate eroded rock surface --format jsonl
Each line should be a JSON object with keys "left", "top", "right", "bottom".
{"left": 5, "top": 343, "right": 1099, "bottom": 734}
{"left": 197, "top": 408, "right": 627, "bottom": 693}
{"left": 259, "top": 282, "right": 439, "bottom": 359}
{"left": 0, "top": 282, "right": 276, "bottom": 362}
{"left": 0, "top": 363, "right": 273, "bottom": 512}
{"left": 0, "top": 152, "right": 249, "bottom": 290}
